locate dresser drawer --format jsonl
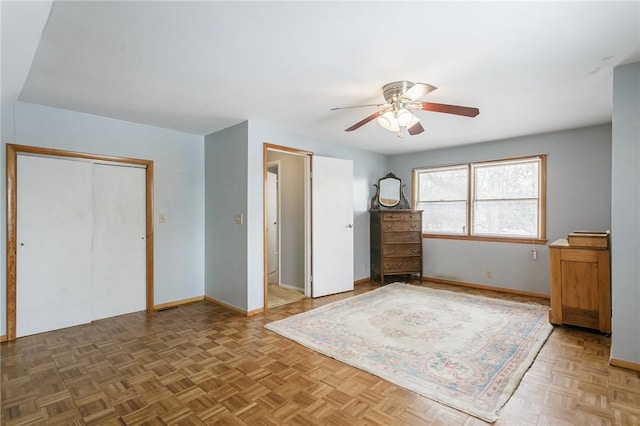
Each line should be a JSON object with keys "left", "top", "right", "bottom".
{"left": 383, "top": 244, "right": 421, "bottom": 256}
{"left": 381, "top": 212, "right": 404, "bottom": 221}
{"left": 382, "top": 221, "right": 420, "bottom": 232}
{"left": 383, "top": 257, "right": 421, "bottom": 273}
{"left": 382, "top": 222, "right": 403, "bottom": 232}
{"left": 403, "top": 212, "right": 421, "bottom": 222}
{"left": 384, "top": 231, "right": 421, "bottom": 243}
{"left": 402, "top": 222, "right": 421, "bottom": 232}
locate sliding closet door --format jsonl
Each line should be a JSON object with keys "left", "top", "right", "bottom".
{"left": 16, "top": 155, "right": 94, "bottom": 337}
{"left": 92, "top": 164, "right": 146, "bottom": 320}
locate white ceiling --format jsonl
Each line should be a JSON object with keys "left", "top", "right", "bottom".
{"left": 2, "top": 1, "right": 639, "bottom": 155}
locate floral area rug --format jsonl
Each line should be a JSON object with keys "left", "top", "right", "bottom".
{"left": 264, "top": 282, "right": 553, "bottom": 422}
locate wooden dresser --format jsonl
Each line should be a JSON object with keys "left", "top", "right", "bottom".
{"left": 548, "top": 232, "right": 611, "bottom": 334}
{"left": 370, "top": 209, "right": 423, "bottom": 283}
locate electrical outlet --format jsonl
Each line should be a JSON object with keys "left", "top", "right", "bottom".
{"left": 362, "top": 264, "right": 366, "bottom": 272}
{"left": 484, "top": 269, "right": 493, "bottom": 279}
{"left": 159, "top": 213, "right": 166, "bottom": 223}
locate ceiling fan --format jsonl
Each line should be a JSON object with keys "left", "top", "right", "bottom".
{"left": 331, "top": 81, "right": 480, "bottom": 138}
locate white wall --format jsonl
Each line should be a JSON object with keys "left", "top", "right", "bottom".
{"left": 389, "top": 124, "right": 612, "bottom": 295}
{"left": 611, "top": 61, "right": 640, "bottom": 364}
{"left": 0, "top": 102, "right": 205, "bottom": 335}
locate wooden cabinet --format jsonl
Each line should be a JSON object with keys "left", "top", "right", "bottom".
{"left": 548, "top": 235, "right": 611, "bottom": 334}
{"left": 370, "top": 209, "right": 423, "bottom": 283}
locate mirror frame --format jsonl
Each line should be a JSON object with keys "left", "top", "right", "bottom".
{"left": 370, "top": 172, "right": 410, "bottom": 210}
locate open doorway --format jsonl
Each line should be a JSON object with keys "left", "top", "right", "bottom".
{"left": 263, "top": 143, "right": 355, "bottom": 310}
{"left": 266, "top": 161, "right": 281, "bottom": 286}
{"left": 264, "top": 145, "right": 311, "bottom": 309}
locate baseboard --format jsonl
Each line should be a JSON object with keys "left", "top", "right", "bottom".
{"left": 246, "top": 307, "right": 264, "bottom": 317}
{"left": 272, "top": 278, "right": 370, "bottom": 289}
{"left": 276, "top": 282, "right": 304, "bottom": 292}
{"left": 154, "top": 296, "right": 204, "bottom": 311}
{"left": 610, "top": 357, "right": 640, "bottom": 372}
{"left": 203, "top": 295, "right": 264, "bottom": 317}
{"left": 424, "top": 276, "right": 550, "bottom": 300}
{"left": 0, "top": 335, "right": 7, "bottom": 343}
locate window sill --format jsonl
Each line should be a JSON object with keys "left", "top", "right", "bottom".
{"left": 422, "top": 233, "right": 548, "bottom": 245}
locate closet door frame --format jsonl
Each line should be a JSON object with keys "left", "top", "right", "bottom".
{"left": 5, "top": 143, "right": 155, "bottom": 341}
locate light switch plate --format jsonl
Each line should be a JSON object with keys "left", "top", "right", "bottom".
{"left": 235, "top": 214, "right": 243, "bottom": 224}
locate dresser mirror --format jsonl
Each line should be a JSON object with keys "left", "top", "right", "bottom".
{"left": 370, "top": 172, "right": 410, "bottom": 210}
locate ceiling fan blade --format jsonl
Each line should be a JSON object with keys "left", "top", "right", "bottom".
{"left": 416, "top": 102, "right": 480, "bottom": 117}
{"left": 407, "top": 121, "right": 424, "bottom": 135}
{"left": 345, "top": 109, "right": 388, "bottom": 132}
{"left": 331, "top": 103, "right": 388, "bottom": 111}
{"left": 402, "top": 83, "right": 437, "bottom": 101}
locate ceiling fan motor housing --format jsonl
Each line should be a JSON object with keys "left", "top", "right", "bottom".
{"left": 382, "top": 81, "right": 415, "bottom": 103}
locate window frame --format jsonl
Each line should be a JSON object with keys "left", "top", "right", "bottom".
{"left": 412, "top": 154, "right": 547, "bottom": 244}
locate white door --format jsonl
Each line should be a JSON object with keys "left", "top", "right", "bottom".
{"left": 16, "top": 155, "right": 94, "bottom": 337}
{"left": 92, "top": 164, "right": 146, "bottom": 320}
{"left": 311, "top": 156, "right": 354, "bottom": 297}
{"left": 266, "top": 170, "right": 279, "bottom": 277}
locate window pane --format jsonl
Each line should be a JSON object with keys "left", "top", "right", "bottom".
{"left": 474, "top": 161, "right": 538, "bottom": 199}
{"left": 418, "top": 167, "right": 467, "bottom": 201}
{"left": 472, "top": 200, "right": 538, "bottom": 236}
{"left": 418, "top": 201, "right": 467, "bottom": 234}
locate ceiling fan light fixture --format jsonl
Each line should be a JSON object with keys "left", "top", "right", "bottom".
{"left": 395, "top": 108, "right": 414, "bottom": 127}
{"left": 377, "top": 111, "right": 399, "bottom": 131}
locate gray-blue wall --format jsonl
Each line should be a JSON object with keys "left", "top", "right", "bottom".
{"left": 388, "top": 124, "right": 612, "bottom": 295}
{"left": 203, "top": 121, "right": 387, "bottom": 312}
{"left": 0, "top": 102, "right": 205, "bottom": 335}
{"left": 3, "top": 94, "right": 634, "bottom": 368}
{"left": 204, "top": 122, "right": 249, "bottom": 309}
{"left": 611, "top": 61, "right": 640, "bottom": 364}
{"left": 245, "top": 121, "right": 388, "bottom": 311}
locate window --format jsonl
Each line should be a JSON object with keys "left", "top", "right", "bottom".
{"left": 413, "top": 155, "right": 546, "bottom": 243}
{"left": 415, "top": 165, "right": 468, "bottom": 235}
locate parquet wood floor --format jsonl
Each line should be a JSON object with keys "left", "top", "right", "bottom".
{"left": 2, "top": 281, "right": 639, "bottom": 425}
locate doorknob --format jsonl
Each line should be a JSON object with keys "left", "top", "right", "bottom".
{"left": 347, "top": 223, "right": 355, "bottom": 229}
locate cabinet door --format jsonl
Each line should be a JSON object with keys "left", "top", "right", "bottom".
{"left": 560, "top": 249, "right": 600, "bottom": 329}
